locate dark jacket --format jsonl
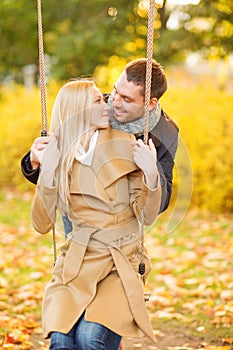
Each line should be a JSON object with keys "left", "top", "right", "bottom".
{"left": 21, "top": 109, "right": 178, "bottom": 214}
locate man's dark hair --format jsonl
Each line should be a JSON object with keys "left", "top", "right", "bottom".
{"left": 125, "top": 58, "right": 167, "bottom": 100}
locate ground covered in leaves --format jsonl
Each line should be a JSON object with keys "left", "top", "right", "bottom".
{"left": 0, "top": 192, "right": 233, "bottom": 349}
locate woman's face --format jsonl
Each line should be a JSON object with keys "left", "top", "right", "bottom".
{"left": 90, "top": 85, "right": 109, "bottom": 129}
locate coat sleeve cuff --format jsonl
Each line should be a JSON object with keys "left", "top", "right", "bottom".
{"left": 141, "top": 174, "right": 162, "bottom": 225}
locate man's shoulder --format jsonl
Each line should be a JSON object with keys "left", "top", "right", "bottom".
{"left": 150, "top": 109, "right": 179, "bottom": 140}
{"left": 160, "top": 109, "right": 179, "bottom": 131}
{"left": 149, "top": 109, "right": 179, "bottom": 151}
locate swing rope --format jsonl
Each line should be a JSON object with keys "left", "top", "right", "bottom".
{"left": 37, "top": 0, "right": 57, "bottom": 265}
{"left": 138, "top": 0, "right": 156, "bottom": 280}
{"left": 144, "top": 0, "right": 155, "bottom": 146}
{"left": 37, "top": 0, "right": 48, "bottom": 136}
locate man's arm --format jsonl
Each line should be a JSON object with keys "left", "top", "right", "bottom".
{"left": 21, "top": 151, "right": 40, "bottom": 185}
{"left": 156, "top": 144, "right": 176, "bottom": 213}
{"left": 151, "top": 114, "right": 178, "bottom": 213}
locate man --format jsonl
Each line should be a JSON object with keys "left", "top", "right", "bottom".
{"left": 21, "top": 58, "right": 178, "bottom": 234}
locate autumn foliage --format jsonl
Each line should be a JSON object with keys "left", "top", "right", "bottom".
{"left": 162, "top": 75, "right": 233, "bottom": 214}
{"left": 0, "top": 75, "right": 233, "bottom": 213}
{"left": 0, "top": 200, "right": 233, "bottom": 349}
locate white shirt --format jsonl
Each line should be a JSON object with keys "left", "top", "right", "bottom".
{"left": 75, "top": 130, "right": 99, "bottom": 166}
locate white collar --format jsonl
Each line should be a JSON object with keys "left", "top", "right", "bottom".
{"left": 75, "top": 130, "right": 99, "bottom": 166}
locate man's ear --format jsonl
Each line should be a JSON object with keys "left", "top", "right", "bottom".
{"left": 149, "top": 98, "right": 158, "bottom": 111}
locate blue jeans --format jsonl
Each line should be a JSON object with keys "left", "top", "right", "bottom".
{"left": 62, "top": 214, "right": 73, "bottom": 237}
{"left": 50, "top": 313, "right": 122, "bottom": 350}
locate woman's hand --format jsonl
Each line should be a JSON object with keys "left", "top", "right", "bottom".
{"left": 132, "top": 138, "right": 159, "bottom": 189}
{"left": 40, "top": 135, "right": 60, "bottom": 187}
{"left": 30, "top": 136, "right": 51, "bottom": 169}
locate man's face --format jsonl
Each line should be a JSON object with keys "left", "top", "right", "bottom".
{"left": 112, "top": 71, "right": 145, "bottom": 123}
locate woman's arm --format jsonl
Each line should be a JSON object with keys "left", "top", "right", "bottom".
{"left": 129, "top": 136, "right": 162, "bottom": 228}
{"left": 30, "top": 136, "right": 60, "bottom": 234}
{"left": 31, "top": 182, "right": 57, "bottom": 234}
{"left": 21, "top": 136, "right": 52, "bottom": 185}
{"left": 132, "top": 139, "right": 159, "bottom": 189}
{"left": 129, "top": 170, "right": 161, "bottom": 226}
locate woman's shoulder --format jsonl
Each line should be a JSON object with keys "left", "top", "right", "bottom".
{"left": 101, "top": 127, "right": 136, "bottom": 141}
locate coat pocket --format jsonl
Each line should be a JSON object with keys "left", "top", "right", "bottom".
{"left": 62, "top": 239, "right": 87, "bottom": 284}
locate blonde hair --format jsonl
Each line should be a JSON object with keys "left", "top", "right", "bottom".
{"left": 49, "top": 78, "right": 95, "bottom": 213}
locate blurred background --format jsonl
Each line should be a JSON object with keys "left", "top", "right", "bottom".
{"left": 0, "top": 2, "right": 233, "bottom": 347}
{"left": 0, "top": 0, "right": 233, "bottom": 216}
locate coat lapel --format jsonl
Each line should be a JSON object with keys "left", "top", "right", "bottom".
{"left": 70, "top": 128, "right": 138, "bottom": 199}
{"left": 92, "top": 128, "right": 138, "bottom": 188}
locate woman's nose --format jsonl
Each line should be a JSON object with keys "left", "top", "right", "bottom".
{"left": 104, "top": 102, "right": 110, "bottom": 112}
{"left": 112, "top": 90, "right": 121, "bottom": 103}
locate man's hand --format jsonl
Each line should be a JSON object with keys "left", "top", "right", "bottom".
{"left": 132, "top": 138, "right": 159, "bottom": 189}
{"left": 30, "top": 136, "right": 51, "bottom": 169}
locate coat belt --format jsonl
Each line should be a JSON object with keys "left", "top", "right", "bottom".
{"left": 62, "top": 223, "right": 155, "bottom": 343}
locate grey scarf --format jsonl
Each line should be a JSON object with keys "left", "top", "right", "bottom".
{"left": 109, "top": 98, "right": 161, "bottom": 135}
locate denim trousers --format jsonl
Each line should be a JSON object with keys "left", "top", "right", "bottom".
{"left": 50, "top": 313, "right": 122, "bottom": 350}
{"left": 62, "top": 214, "right": 73, "bottom": 237}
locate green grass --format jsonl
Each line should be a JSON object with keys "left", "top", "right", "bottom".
{"left": 0, "top": 190, "right": 33, "bottom": 226}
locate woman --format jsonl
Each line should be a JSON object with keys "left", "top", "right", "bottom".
{"left": 31, "top": 78, "right": 161, "bottom": 350}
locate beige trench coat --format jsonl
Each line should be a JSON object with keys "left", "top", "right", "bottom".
{"left": 31, "top": 127, "right": 161, "bottom": 343}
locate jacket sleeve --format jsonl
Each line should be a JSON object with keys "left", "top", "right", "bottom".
{"left": 21, "top": 152, "right": 40, "bottom": 185}
{"left": 129, "top": 170, "right": 162, "bottom": 226}
{"left": 156, "top": 136, "right": 177, "bottom": 213}
{"left": 30, "top": 178, "right": 57, "bottom": 234}
{"left": 150, "top": 118, "right": 178, "bottom": 214}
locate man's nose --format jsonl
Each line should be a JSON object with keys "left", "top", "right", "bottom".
{"left": 112, "top": 91, "right": 122, "bottom": 104}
